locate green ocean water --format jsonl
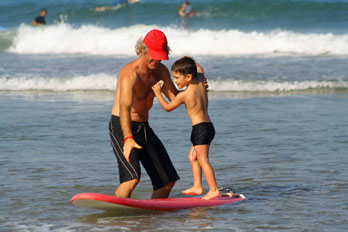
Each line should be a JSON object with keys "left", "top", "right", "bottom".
{"left": 1, "top": 0, "right": 348, "bottom": 231}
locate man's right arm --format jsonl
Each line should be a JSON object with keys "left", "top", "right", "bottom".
{"left": 119, "top": 71, "right": 142, "bottom": 161}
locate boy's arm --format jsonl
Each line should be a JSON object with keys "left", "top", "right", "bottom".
{"left": 152, "top": 83, "right": 185, "bottom": 112}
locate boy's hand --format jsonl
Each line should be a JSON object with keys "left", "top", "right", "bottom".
{"left": 152, "top": 81, "right": 164, "bottom": 95}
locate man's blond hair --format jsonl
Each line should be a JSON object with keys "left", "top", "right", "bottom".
{"left": 135, "top": 37, "right": 171, "bottom": 57}
{"left": 135, "top": 37, "right": 147, "bottom": 56}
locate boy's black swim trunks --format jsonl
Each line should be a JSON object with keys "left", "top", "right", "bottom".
{"left": 190, "top": 122, "right": 215, "bottom": 146}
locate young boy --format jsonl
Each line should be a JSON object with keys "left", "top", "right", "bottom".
{"left": 152, "top": 56, "right": 220, "bottom": 200}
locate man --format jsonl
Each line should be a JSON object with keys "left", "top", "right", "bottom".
{"left": 109, "top": 29, "right": 180, "bottom": 199}
{"left": 32, "top": 8, "right": 47, "bottom": 26}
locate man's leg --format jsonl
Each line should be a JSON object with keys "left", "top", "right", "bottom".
{"left": 142, "top": 127, "right": 179, "bottom": 199}
{"left": 115, "top": 178, "right": 139, "bottom": 198}
{"left": 151, "top": 181, "right": 175, "bottom": 199}
{"left": 109, "top": 116, "right": 142, "bottom": 198}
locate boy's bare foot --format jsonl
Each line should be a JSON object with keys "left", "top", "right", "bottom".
{"left": 181, "top": 187, "right": 203, "bottom": 196}
{"left": 202, "top": 190, "right": 220, "bottom": 200}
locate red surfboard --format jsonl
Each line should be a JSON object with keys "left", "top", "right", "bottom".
{"left": 71, "top": 192, "right": 247, "bottom": 212}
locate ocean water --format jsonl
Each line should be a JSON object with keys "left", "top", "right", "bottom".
{"left": 1, "top": 0, "right": 348, "bottom": 231}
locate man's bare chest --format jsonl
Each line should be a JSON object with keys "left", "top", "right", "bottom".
{"left": 133, "top": 76, "right": 157, "bottom": 101}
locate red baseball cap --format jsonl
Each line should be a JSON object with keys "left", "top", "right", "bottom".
{"left": 143, "top": 29, "right": 169, "bottom": 60}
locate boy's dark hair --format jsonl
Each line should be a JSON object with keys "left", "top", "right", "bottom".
{"left": 171, "top": 56, "right": 197, "bottom": 79}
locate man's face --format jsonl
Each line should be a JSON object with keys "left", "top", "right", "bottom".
{"left": 144, "top": 51, "right": 161, "bottom": 70}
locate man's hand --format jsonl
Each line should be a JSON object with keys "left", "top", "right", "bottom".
{"left": 123, "top": 138, "right": 142, "bottom": 162}
{"left": 203, "top": 77, "right": 209, "bottom": 92}
{"left": 196, "top": 62, "right": 208, "bottom": 92}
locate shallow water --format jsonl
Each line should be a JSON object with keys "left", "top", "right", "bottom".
{"left": 1, "top": 0, "right": 348, "bottom": 231}
{"left": 1, "top": 90, "right": 347, "bottom": 231}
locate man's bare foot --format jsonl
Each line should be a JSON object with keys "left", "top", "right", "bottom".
{"left": 202, "top": 190, "right": 220, "bottom": 200}
{"left": 181, "top": 187, "right": 203, "bottom": 196}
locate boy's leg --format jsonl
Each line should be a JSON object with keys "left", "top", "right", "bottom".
{"left": 182, "top": 146, "right": 203, "bottom": 195}
{"left": 194, "top": 144, "right": 220, "bottom": 199}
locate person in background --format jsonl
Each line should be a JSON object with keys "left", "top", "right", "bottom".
{"left": 95, "top": 0, "right": 139, "bottom": 12}
{"left": 178, "top": 1, "right": 198, "bottom": 17}
{"left": 32, "top": 8, "right": 47, "bottom": 26}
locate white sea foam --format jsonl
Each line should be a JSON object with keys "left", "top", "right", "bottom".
{"left": 0, "top": 73, "right": 115, "bottom": 91}
{"left": 209, "top": 79, "right": 348, "bottom": 92}
{"left": 7, "top": 24, "right": 348, "bottom": 56}
{"left": 1, "top": 74, "right": 347, "bottom": 92}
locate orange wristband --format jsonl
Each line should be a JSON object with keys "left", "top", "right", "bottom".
{"left": 122, "top": 136, "right": 133, "bottom": 143}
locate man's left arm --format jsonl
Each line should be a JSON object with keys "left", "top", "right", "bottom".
{"left": 158, "top": 65, "right": 178, "bottom": 101}
{"left": 196, "top": 61, "right": 209, "bottom": 91}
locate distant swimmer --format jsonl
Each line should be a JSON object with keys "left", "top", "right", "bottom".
{"left": 32, "top": 8, "right": 47, "bottom": 26}
{"left": 95, "top": 0, "right": 139, "bottom": 12}
{"left": 178, "top": 1, "right": 198, "bottom": 17}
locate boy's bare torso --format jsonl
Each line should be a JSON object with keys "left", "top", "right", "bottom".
{"left": 184, "top": 76, "right": 211, "bottom": 125}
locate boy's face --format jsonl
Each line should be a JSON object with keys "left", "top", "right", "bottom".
{"left": 172, "top": 71, "right": 190, "bottom": 89}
